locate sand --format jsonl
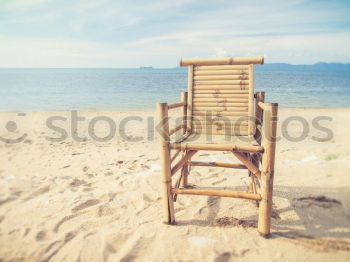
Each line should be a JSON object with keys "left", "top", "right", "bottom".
{"left": 0, "top": 108, "right": 350, "bottom": 261}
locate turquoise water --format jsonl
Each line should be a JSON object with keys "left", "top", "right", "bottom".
{"left": 0, "top": 68, "right": 349, "bottom": 111}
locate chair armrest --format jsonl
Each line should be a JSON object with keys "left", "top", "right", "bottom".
{"left": 157, "top": 92, "right": 188, "bottom": 139}
{"left": 259, "top": 102, "right": 278, "bottom": 147}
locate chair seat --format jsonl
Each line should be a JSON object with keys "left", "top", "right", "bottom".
{"left": 170, "top": 133, "right": 261, "bottom": 153}
{"left": 173, "top": 133, "right": 259, "bottom": 146}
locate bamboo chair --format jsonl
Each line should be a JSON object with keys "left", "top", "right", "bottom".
{"left": 157, "top": 56, "right": 278, "bottom": 237}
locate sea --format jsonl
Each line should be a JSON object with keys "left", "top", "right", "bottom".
{"left": 0, "top": 67, "right": 349, "bottom": 111}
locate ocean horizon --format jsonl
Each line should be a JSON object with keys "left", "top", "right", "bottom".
{"left": 0, "top": 67, "right": 349, "bottom": 111}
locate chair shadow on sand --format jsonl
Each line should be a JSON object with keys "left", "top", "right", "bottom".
{"left": 175, "top": 185, "right": 350, "bottom": 251}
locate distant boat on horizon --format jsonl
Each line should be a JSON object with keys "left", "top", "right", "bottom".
{"left": 139, "top": 66, "right": 153, "bottom": 69}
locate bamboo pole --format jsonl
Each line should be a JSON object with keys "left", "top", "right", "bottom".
{"left": 251, "top": 154, "right": 260, "bottom": 193}
{"left": 194, "top": 75, "right": 249, "bottom": 81}
{"left": 192, "top": 121, "right": 249, "bottom": 127}
{"left": 193, "top": 106, "right": 248, "bottom": 112}
{"left": 157, "top": 103, "right": 175, "bottom": 224}
{"left": 168, "top": 102, "right": 185, "bottom": 109}
{"left": 193, "top": 130, "right": 249, "bottom": 136}
{"left": 194, "top": 70, "right": 249, "bottom": 75}
{"left": 193, "top": 111, "right": 249, "bottom": 117}
{"left": 258, "top": 102, "right": 271, "bottom": 110}
{"left": 171, "top": 188, "right": 262, "bottom": 200}
{"left": 192, "top": 130, "right": 250, "bottom": 136}
{"left": 193, "top": 94, "right": 249, "bottom": 98}
{"left": 171, "top": 150, "right": 197, "bottom": 176}
{"left": 258, "top": 103, "right": 278, "bottom": 237}
{"left": 193, "top": 102, "right": 248, "bottom": 107}
{"left": 169, "top": 124, "right": 184, "bottom": 136}
{"left": 180, "top": 57, "right": 264, "bottom": 66}
{"left": 170, "top": 143, "right": 264, "bottom": 153}
{"left": 195, "top": 65, "right": 249, "bottom": 70}
{"left": 232, "top": 152, "right": 261, "bottom": 178}
{"left": 187, "top": 65, "right": 194, "bottom": 133}
{"left": 181, "top": 92, "right": 188, "bottom": 134}
{"left": 193, "top": 98, "right": 248, "bottom": 103}
{"left": 254, "top": 92, "right": 265, "bottom": 144}
{"left": 180, "top": 157, "right": 189, "bottom": 188}
{"left": 170, "top": 149, "right": 181, "bottom": 163}
{"left": 195, "top": 80, "right": 249, "bottom": 85}
{"left": 193, "top": 86, "right": 249, "bottom": 90}
{"left": 193, "top": 125, "right": 249, "bottom": 132}
{"left": 248, "top": 64, "right": 255, "bottom": 135}
{"left": 188, "top": 161, "right": 247, "bottom": 169}
{"left": 194, "top": 86, "right": 249, "bottom": 90}
{"left": 191, "top": 115, "right": 250, "bottom": 121}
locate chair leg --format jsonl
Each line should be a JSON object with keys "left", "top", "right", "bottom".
{"left": 157, "top": 103, "right": 175, "bottom": 225}
{"left": 257, "top": 103, "right": 278, "bottom": 237}
{"left": 160, "top": 143, "right": 175, "bottom": 224}
{"left": 257, "top": 166, "right": 274, "bottom": 237}
{"left": 180, "top": 161, "right": 189, "bottom": 188}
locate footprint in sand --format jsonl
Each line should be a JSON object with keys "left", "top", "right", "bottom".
{"left": 41, "top": 230, "right": 77, "bottom": 262}
{"left": 23, "top": 228, "right": 30, "bottom": 237}
{"left": 36, "top": 230, "right": 47, "bottom": 241}
{"left": 72, "top": 199, "right": 100, "bottom": 213}
{"left": 70, "top": 179, "right": 87, "bottom": 187}
{"left": 53, "top": 213, "right": 81, "bottom": 233}
{"left": 97, "top": 204, "right": 116, "bottom": 217}
{"left": 23, "top": 185, "right": 50, "bottom": 202}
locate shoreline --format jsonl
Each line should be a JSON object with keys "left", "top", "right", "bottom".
{"left": 0, "top": 107, "right": 350, "bottom": 114}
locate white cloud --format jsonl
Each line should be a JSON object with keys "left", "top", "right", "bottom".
{"left": 0, "top": 0, "right": 349, "bottom": 66}
{"left": 1, "top": 32, "right": 350, "bottom": 68}
{"left": 2, "top": 0, "right": 47, "bottom": 10}
{"left": 214, "top": 48, "right": 229, "bottom": 57}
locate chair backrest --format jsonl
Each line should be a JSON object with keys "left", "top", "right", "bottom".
{"left": 180, "top": 56, "right": 264, "bottom": 136}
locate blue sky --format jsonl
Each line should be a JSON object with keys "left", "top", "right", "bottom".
{"left": 0, "top": 0, "right": 350, "bottom": 67}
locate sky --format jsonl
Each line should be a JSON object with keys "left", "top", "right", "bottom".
{"left": 0, "top": 0, "right": 350, "bottom": 67}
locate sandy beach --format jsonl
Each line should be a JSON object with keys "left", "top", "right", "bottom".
{"left": 0, "top": 108, "right": 350, "bottom": 261}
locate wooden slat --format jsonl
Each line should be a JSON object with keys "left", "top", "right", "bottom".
{"left": 254, "top": 91, "right": 265, "bottom": 144}
{"left": 181, "top": 92, "right": 188, "bottom": 134}
{"left": 195, "top": 65, "right": 249, "bottom": 70}
{"left": 188, "top": 161, "right": 247, "bottom": 169}
{"left": 193, "top": 125, "right": 248, "bottom": 131}
{"left": 194, "top": 85, "right": 248, "bottom": 90}
{"left": 193, "top": 102, "right": 248, "bottom": 107}
{"left": 193, "top": 94, "right": 249, "bottom": 98}
{"left": 170, "top": 143, "right": 264, "bottom": 153}
{"left": 248, "top": 64, "right": 254, "bottom": 135}
{"left": 233, "top": 152, "right": 261, "bottom": 178}
{"left": 191, "top": 115, "right": 250, "bottom": 122}
{"left": 171, "top": 150, "right": 197, "bottom": 176}
{"left": 171, "top": 188, "right": 262, "bottom": 200}
{"left": 192, "top": 129, "right": 249, "bottom": 136}
{"left": 193, "top": 98, "right": 248, "bottom": 103}
{"left": 192, "top": 126, "right": 249, "bottom": 134}
{"left": 168, "top": 102, "right": 185, "bottom": 109}
{"left": 187, "top": 65, "right": 194, "bottom": 132}
{"left": 180, "top": 57, "right": 264, "bottom": 66}
{"left": 195, "top": 80, "right": 249, "bottom": 85}
{"left": 193, "top": 106, "right": 248, "bottom": 112}
{"left": 194, "top": 90, "right": 249, "bottom": 94}
{"left": 170, "top": 149, "right": 181, "bottom": 163}
{"left": 192, "top": 121, "right": 249, "bottom": 127}
{"left": 194, "top": 75, "right": 249, "bottom": 81}
{"left": 193, "top": 110, "right": 249, "bottom": 117}
{"left": 194, "top": 70, "right": 249, "bottom": 75}
{"left": 169, "top": 124, "right": 184, "bottom": 136}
